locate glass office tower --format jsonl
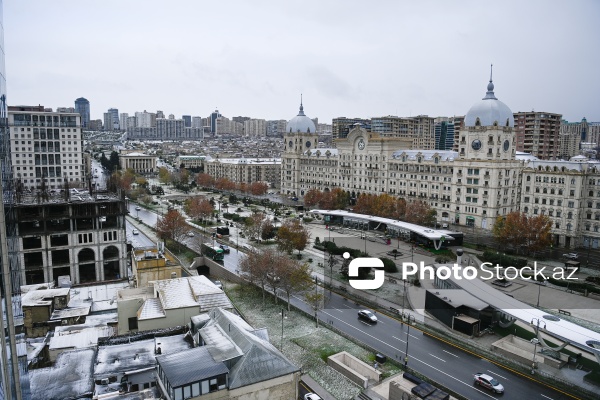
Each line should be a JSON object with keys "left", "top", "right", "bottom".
{"left": 0, "top": 1, "right": 31, "bottom": 398}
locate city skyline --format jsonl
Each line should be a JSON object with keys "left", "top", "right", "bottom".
{"left": 4, "top": 0, "right": 600, "bottom": 123}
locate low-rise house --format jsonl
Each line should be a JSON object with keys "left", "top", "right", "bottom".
{"left": 132, "top": 246, "right": 182, "bottom": 288}
{"left": 22, "top": 287, "right": 76, "bottom": 337}
{"left": 155, "top": 308, "right": 300, "bottom": 399}
{"left": 117, "top": 276, "right": 233, "bottom": 335}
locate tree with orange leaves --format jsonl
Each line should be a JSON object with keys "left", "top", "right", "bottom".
{"left": 404, "top": 200, "right": 437, "bottom": 226}
{"left": 493, "top": 212, "right": 551, "bottom": 255}
{"left": 196, "top": 173, "right": 215, "bottom": 188}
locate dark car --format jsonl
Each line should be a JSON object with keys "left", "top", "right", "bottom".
{"left": 219, "top": 244, "right": 230, "bottom": 253}
{"left": 473, "top": 373, "right": 504, "bottom": 394}
{"left": 358, "top": 309, "right": 378, "bottom": 323}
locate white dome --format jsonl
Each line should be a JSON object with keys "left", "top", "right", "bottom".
{"left": 464, "top": 78, "right": 514, "bottom": 128}
{"left": 286, "top": 100, "right": 316, "bottom": 134}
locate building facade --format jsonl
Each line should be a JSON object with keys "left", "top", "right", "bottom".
{"left": 243, "top": 118, "right": 266, "bottom": 136}
{"left": 559, "top": 117, "right": 600, "bottom": 160}
{"left": 434, "top": 117, "right": 456, "bottom": 150}
{"left": 119, "top": 152, "right": 157, "bottom": 174}
{"left": 283, "top": 76, "right": 600, "bottom": 246}
{"left": 332, "top": 117, "right": 370, "bottom": 141}
{"left": 8, "top": 106, "right": 85, "bottom": 191}
{"left": 205, "top": 157, "right": 281, "bottom": 188}
{"left": 175, "top": 155, "right": 205, "bottom": 170}
{"left": 371, "top": 115, "right": 436, "bottom": 149}
{"left": 514, "top": 111, "right": 562, "bottom": 160}
{"left": 74, "top": 97, "right": 90, "bottom": 129}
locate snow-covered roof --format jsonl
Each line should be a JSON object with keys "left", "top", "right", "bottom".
{"left": 29, "top": 348, "right": 95, "bottom": 400}
{"left": 201, "top": 308, "right": 299, "bottom": 389}
{"left": 152, "top": 276, "right": 232, "bottom": 311}
{"left": 69, "top": 281, "right": 131, "bottom": 312}
{"left": 22, "top": 288, "right": 69, "bottom": 307}
{"left": 50, "top": 305, "right": 90, "bottom": 320}
{"left": 311, "top": 209, "right": 453, "bottom": 241}
{"left": 446, "top": 267, "right": 600, "bottom": 356}
{"left": 138, "top": 298, "right": 166, "bottom": 320}
{"left": 207, "top": 157, "right": 280, "bottom": 165}
{"left": 49, "top": 325, "right": 115, "bottom": 351}
{"left": 426, "top": 289, "right": 489, "bottom": 311}
{"left": 392, "top": 149, "right": 458, "bottom": 161}
{"left": 157, "top": 346, "right": 229, "bottom": 388}
{"left": 95, "top": 334, "right": 192, "bottom": 379}
{"left": 121, "top": 152, "right": 152, "bottom": 157}
{"left": 515, "top": 151, "right": 538, "bottom": 162}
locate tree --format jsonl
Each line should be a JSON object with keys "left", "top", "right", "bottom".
{"left": 185, "top": 196, "right": 213, "bottom": 225}
{"left": 196, "top": 173, "right": 215, "bottom": 188}
{"left": 156, "top": 209, "right": 190, "bottom": 249}
{"left": 303, "top": 188, "right": 323, "bottom": 208}
{"left": 330, "top": 188, "right": 350, "bottom": 209}
{"left": 249, "top": 181, "right": 269, "bottom": 196}
{"left": 278, "top": 259, "right": 312, "bottom": 311}
{"left": 135, "top": 176, "right": 148, "bottom": 188}
{"left": 493, "top": 212, "right": 552, "bottom": 255}
{"left": 276, "top": 219, "right": 310, "bottom": 255}
{"left": 243, "top": 212, "right": 269, "bottom": 241}
{"left": 405, "top": 200, "right": 437, "bottom": 226}
{"left": 353, "top": 193, "right": 377, "bottom": 215}
{"left": 239, "top": 249, "right": 279, "bottom": 305}
{"left": 158, "top": 167, "right": 171, "bottom": 185}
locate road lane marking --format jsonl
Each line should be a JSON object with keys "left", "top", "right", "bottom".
{"left": 443, "top": 350, "right": 459, "bottom": 358}
{"left": 392, "top": 336, "right": 406, "bottom": 343}
{"left": 429, "top": 353, "right": 446, "bottom": 362}
{"left": 540, "top": 395, "right": 554, "bottom": 400}
{"left": 335, "top": 309, "right": 343, "bottom": 313}
{"left": 342, "top": 304, "right": 353, "bottom": 309}
{"left": 407, "top": 333, "right": 420, "bottom": 340}
{"left": 487, "top": 370, "right": 508, "bottom": 380}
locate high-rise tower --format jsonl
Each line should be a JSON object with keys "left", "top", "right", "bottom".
{"left": 74, "top": 97, "right": 90, "bottom": 128}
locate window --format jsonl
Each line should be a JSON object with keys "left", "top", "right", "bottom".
{"left": 128, "top": 317, "right": 138, "bottom": 330}
{"left": 566, "top": 223, "right": 572, "bottom": 231}
{"left": 567, "top": 212, "right": 573, "bottom": 219}
{"left": 568, "top": 201, "right": 574, "bottom": 208}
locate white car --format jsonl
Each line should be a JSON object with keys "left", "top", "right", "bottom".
{"left": 132, "top": 229, "right": 139, "bottom": 235}
{"left": 187, "top": 231, "right": 195, "bottom": 237}
{"left": 473, "top": 373, "right": 504, "bottom": 394}
{"left": 304, "top": 394, "right": 322, "bottom": 400}
{"left": 358, "top": 310, "right": 378, "bottom": 323}
{"left": 562, "top": 253, "right": 578, "bottom": 260}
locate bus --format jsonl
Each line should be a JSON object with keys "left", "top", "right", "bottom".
{"left": 202, "top": 243, "right": 224, "bottom": 261}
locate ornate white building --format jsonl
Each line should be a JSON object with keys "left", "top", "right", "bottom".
{"left": 281, "top": 74, "right": 600, "bottom": 249}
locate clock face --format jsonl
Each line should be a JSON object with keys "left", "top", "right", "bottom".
{"left": 288, "top": 140, "right": 293, "bottom": 148}
{"left": 471, "top": 139, "right": 482, "bottom": 151}
{"left": 358, "top": 139, "right": 365, "bottom": 150}
{"left": 503, "top": 139, "right": 510, "bottom": 152}
{"left": 305, "top": 140, "right": 311, "bottom": 148}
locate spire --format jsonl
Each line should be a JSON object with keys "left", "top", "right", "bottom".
{"left": 298, "top": 94, "right": 305, "bottom": 116}
{"left": 483, "top": 64, "right": 497, "bottom": 100}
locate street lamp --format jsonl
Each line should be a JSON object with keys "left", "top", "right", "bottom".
{"left": 280, "top": 308, "right": 287, "bottom": 350}
{"left": 536, "top": 278, "right": 544, "bottom": 308}
{"left": 314, "top": 275, "right": 319, "bottom": 328}
{"left": 530, "top": 318, "right": 546, "bottom": 374}
{"left": 404, "top": 314, "right": 416, "bottom": 369}
{"left": 401, "top": 279, "right": 408, "bottom": 326}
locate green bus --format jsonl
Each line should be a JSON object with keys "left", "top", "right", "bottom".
{"left": 202, "top": 243, "right": 225, "bottom": 261}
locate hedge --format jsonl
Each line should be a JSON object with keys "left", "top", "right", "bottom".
{"left": 480, "top": 250, "right": 527, "bottom": 268}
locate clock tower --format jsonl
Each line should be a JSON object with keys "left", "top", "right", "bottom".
{"left": 281, "top": 96, "right": 318, "bottom": 196}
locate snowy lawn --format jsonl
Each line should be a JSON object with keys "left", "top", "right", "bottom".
{"left": 226, "top": 283, "right": 402, "bottom": 399}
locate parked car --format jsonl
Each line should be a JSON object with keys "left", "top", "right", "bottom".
{"left": 135, "top": 206, "right": 141, "bottom": 211}
{"left": 213, "top": 280, "right": 223, "bottom": 290}
{"left": 132, "top": 229, "right": 139, "bottom": 235}
{"left": 473, "top": 373, "right": 504, "bottom": 394}
{"left": 358, "top": 310, "right": 378, "bottom": 323}
{"left": 187, "top": 231, "right": 195, "bottom": 237}
{"left": 219, "top": 244, "right": 230, "bottom": 253}
{"left": 563, "top": 253, "right": 578, "bottom": 260}
{"left": 304, "top": 394, "right": 322, "bottom": 400}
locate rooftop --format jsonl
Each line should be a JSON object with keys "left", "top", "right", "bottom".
{"left": 157, "top": 346, "right": 229, "bottom": 388}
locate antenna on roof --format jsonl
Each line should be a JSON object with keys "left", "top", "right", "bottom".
{"left": 490, "top": 63, "right": 493, "bottom": 82}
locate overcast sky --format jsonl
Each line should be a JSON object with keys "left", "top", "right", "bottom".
{"left": 4, "top": 0, "right": 599, "bottom": 124}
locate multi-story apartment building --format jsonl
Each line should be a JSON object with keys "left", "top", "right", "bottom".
{"left": 514, "top": 111, "right": 562, "bottom": 160}
{"left": 74, "top": 97, "right": 90, "bottom": 129}
{"left": 267, "top": 120, "right": 287, "bottom": 137}
{"left": 119, "top": 112, "right": 129, "bottom": 132}
{"left": 104, "top": 108, "right": 119, "bottom": 131}
{"left": 215, "top": 116, "right": 243, "bottom": 135}
{"left": 8, "top": 106, "right": 85, "bottom": 191}
{"left": 126, "top": 115, "right": 136, "bottom": 132}
{"left": 205, "top": 157, "right": 281, "bottom": 188}
{"left": 56, "top": 107, "right": 75, "bottom": 113}
{"left": 371, "top": 115, "right": 436, "bottom": 149}
{"left": 134, "top": 110, "right": 155, "bottom": 128}
{"left": 332, "top": 117, "right": 370, "bottom": 141}
{"left": 559, "top": 117, "right": 600, "bottom": 160}
{"left": 434, "top": 117, "right": 456, "bottom": 150}
{"left": 191, "top": 116, "right": 203, "bottom": 128}
{"left": 244, "top": 118, "right": 267, "bottom": 136}
{"left": 0, "top": 0, "right": 31, "bottom": 395}
{"left": 175, "top": 155, "right": 205, "bottom": 170}
{"left": 182, "top": 115, "right": 191, "bottom": 127}
{"left": 209, "top": 109, "right": 221, "bottom": 134}
{"left": 88, "top": 119, "right": 103, "bottom": 131}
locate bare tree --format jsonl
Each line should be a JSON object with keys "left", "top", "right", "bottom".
{"left": 278, "top": 259, "right": 312, "bottom": 311}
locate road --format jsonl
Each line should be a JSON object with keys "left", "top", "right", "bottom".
{"left": 284, "top": 285, "right": 573, "bottom": 400}
{"left": 128, "top": 203, "right": 577, "bottom": 400}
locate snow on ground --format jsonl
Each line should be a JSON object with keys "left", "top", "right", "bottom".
{"left": 226, "top": 284, "right": 401, "bottom": 400}
{"left": 30, "top": 348, "right": 95, "bottom": 400}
